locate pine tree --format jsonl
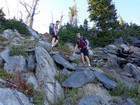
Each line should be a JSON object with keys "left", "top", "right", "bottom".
{"left": 87, "top": 0, "right": 119, "bottom": 31}
{"left": 0, "top": 8, "right": 6, "bottom": 24}
{"left": 68, "top": 0, "right": 78, "bottom": 27}
{"left": 83, "top": 19, "right": 88, "bottom": 31}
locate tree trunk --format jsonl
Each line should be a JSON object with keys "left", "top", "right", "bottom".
{"left": 19, "top": 0, "right": 40, "bottom": 28}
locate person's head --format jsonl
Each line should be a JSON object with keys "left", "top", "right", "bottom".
{"left": 76, "top": 32, "right": 81, "bottom": 38}
{"left": 56, "top": 20, "right": 60, "bottom": 25}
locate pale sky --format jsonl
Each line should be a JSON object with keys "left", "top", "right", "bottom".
{"left": 0, "top": 0, "right": 140, "bottom": 34}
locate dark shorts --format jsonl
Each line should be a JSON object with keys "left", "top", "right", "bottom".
{"left": 80, "top": 48, "right": 89, "bottom": 56}
{"left": 52, "top": 34, "right": 58, "bottom": 40}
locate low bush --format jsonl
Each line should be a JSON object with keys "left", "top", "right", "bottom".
{"left": 9, "top": 45, "right": 28, "bottom": 57}
{"left": 3, "top": 19, "right": 30, "bottom": 37}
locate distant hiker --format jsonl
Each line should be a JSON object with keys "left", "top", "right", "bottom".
{"left": 73, "top": 32, "right": 91, "bottom": 67}
{"left": 51, "top": 16, "right": 63, "bottom": 48}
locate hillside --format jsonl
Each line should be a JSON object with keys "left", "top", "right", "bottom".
{"left": 0, "top": 20, "right": 140, "bottom": 105}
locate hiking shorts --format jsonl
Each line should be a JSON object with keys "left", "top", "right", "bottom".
{"left": 52, "top": 34, "right": 58, "bottom": 40}
{"left": 80, "top": 48, "right": 89, "bottom": 56}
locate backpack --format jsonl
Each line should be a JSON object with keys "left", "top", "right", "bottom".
{"left": 49, "top": 23, "right": 54, "bottom": 34}
{"left": 78, "top": 37, "right": 87, "bottom": 49}
{"left": 82, "top": 36, "right": 91, "bottom": 47}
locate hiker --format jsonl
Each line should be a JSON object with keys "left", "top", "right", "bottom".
{"left": 73, "top": 32, "right": 91, "bottom": 67}
{"left": 51, "top": 16, "right": 62, "bottom": 47}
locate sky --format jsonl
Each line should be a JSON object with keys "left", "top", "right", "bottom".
{"left": 0, "top": 0, "right": 140, "bottom": 34}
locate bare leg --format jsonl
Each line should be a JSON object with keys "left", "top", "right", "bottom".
{"left": 51, "top": 38, "right": 56, "bottom": 47}
{"left": 85, "top": 56, "right": 91, "bottom": 66}
{"left": 53, "top": 39, "right": 58, "bottom": 47}
{"left": 81, "top": 53, "right": 85, "bottom": 64}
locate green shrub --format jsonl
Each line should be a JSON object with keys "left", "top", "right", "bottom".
{"left": 0, "top": 25, "right": 4, "bottom": 33}
{"left": 3, "top": 19, "right": 30, "bottom": 37}
{"left": 55, "top": 74, "right": 68, "bottom": 84}
{"left": 27, "top": 83, "right": 34, "bottom": 90}
{"left": 104, "top": 72, "right": 118, "bottom": 82}
{"left": 0, "top": 69, "right": 5, "bottom": 78}
{"left": 110, "top": 82, "right": 140, "bottom": 102}
{"left": 110, "top": 82, "right": 127, "bottom": 96}
{"left": 9, "top": 45, "right": 28, "bottom": 57}
{"left": 58, "top": 23, "right": 77, "bottom": 44}
{"left": 59, "top": 22, "right": 140, "bottom": 47}
{"left": 33, "top": 91, "right": 44, "bottom": 105}
{"left": 0, "top": 8, "right": 6, "bottom": 25}
{"left": 128, "top": 85, "right": 140, "bottom": 97}
{"left": 0, "top": 35, "right": 7, "bottom": 42}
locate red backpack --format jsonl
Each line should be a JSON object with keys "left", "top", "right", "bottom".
{"left": 77, "top": 37, "right": 87, "bottom": 49}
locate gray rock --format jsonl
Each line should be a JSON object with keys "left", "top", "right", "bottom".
{"left": 79, "top": 84, "right": 112, "bottom": 105}
{"left": 120, "top": 44, "right": 130, "bottom": 52}
{"left": 53, "top": 53, "right": 75, "bottom": 70}
{"left": 75, "top": 66, "right": 91, "bottom": 71}
{"left": 66, "top": 43, "right": 75, "bottom": 51}
{"left": 89, "top": 49, "right": 94, "bottom": 56}
{"left": 78, "top": 95, "right": 101, "bottom": 105}
{"left": 27, "top": 26, "right": 40, "bottom": 39}
{"left": 106, "top": 44, "right": 117, "bottom": 51}
{"left": 38, "top": 40, "right": 52, "bottom": 52}
{"left": 0, "top": 88, "right": 32, "bottom": 105}
{"left": 26, "top": 73, "right": 39, "bottom": 90}
{"left": 4, "top": 55, "right": 27, "bottom": 74}
{"left": 117, "top": 98, "right": 137, "bottom": 105}
{"left": 107, "top": 54, "right": 120, "bottom": 69}
{"left": 126, "top": 98, "right": 136, "bottom": 105}
{"left": 62, "top": 70, "right": 95, "bottom": 88}
{"left": 129, "top": 36, "right": 140, "bottom": 47}
{"left": 133, "top": 57, "right": 140, "bottom": 67}
{"left": 69, "top": 54, "right": 80, "bottom": 61}
{"left": 124, "top": 63, "right": 140, "bottom": 81}
{"left": 10, "top": 37, "right": 25, "bottom": 45}
{"left": 35, "top": 46, "right": 64, "bottom": 104}
{"left": 60, "top": 68, "right": 72, "bottom": 76}
{"left": 0, "top": 54, "right": 3, "bottom": 66}
{"left": 27, "top": 54, "right": 35, "bottom": 71}
{"left": 2, "top": 29, "right": 21, "bottom": 39}
{"left": 94, "top": 71, "right": 117, "bottom": 90}
{"left": 0, "top": 47, "right": 10, "bottom": 62}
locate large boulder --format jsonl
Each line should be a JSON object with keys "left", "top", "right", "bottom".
{"left": 123, "top": 63, "right": 140, "bottom": 81}
{"left": 53, "top": 53, "right": 75, "bottom": 70}
{"left": 4, "top": 55, "right": 27, "bottom": 74}
{"left": 78, "top": 84, "right": 112, "bottom": 105}
{"left": 94, "top": 71, "right": 117, "bottom": 90}
{"left": 0, "top": 88, "right": 32, "bottom": 105}
{"left": 0, "top": 47, "right": 10, "bottom": 62}
{"left": 38, "top": 40, "right": 52, "bottom": 52}
{"left": 69, "top": 54, "right": 80, "bottom": 61}
{"left": 35, "top": 46, "right": 64, "bottom": 104}
{"left": 62, "top": 70, "right": 95, "bottom": 88}
{"left": 2, "top": 29, "right": 21, "bottom": 39}
{"left": 128, "top": 36, "right": 140, "bottom": 47}
{"left": 27, "top": 26, "right": 40, "bottom": 39}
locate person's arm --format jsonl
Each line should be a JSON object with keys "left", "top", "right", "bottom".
{"left": 85, "top": 39, "right": 90, "bottom": 50}
{"left": 73, "top": 44, "right": 78, "bottom": 55}
{"left": 54, "top": 24, "right": 57, "bottom": 35}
